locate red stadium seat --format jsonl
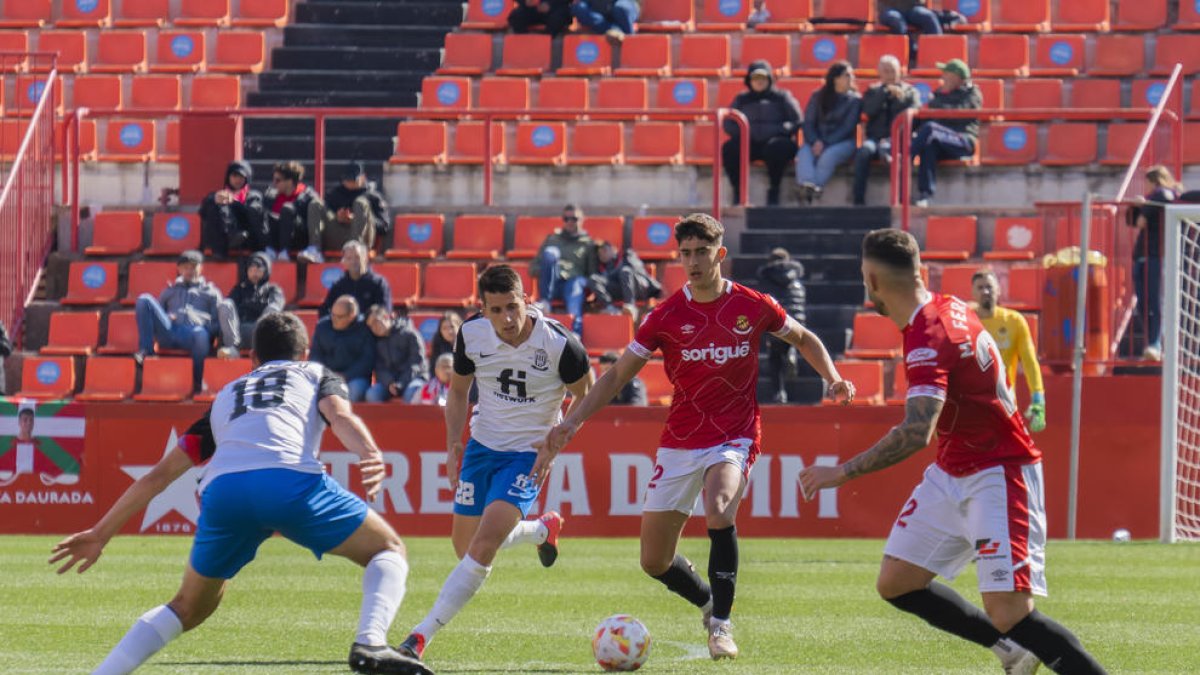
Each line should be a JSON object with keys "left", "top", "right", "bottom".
{"left": 176, "top": 0, "right": 231, "bottom": 27}
{"left": 511, "top": 122, "right": 567, "bottom": 165}
{"left": 559, "top": 35, "right": 612, "bottom": 77}
{"left": 421, "top": 76, "right": 471, "bottom": 110}
{"left": 1031, "top": 35, "right": 1084, "bottom": 77}
{"left": 462, "top": 0, "right": 509, "bottom": 30}
{"left": 478, "top": 77, "right": 530, "bottom": 110}
{"left": 923, "top": 216, "right": 977, "bottom": 260}
{"left": 375, "top": 263, "right": 422, "bottom": 308}
{"left": 581, "top": 314, "right": 634, "bottom": 356}
{"left": 887, "top": 357, "right": 908, "bottom": 405}
{"left": 675, "top": 34, "right": 731, "bottom": 78}
{"left": 1069, "top": 79, "right": 1121, "bottom": 109}
{"left": 586, "top": 216, "right": 625, "bottom": 249}
{"left": 17, "top": 357, "right": 75, "bottom": 400}
{"left": 659, "top": 264, "right": 687, "bottom": 296}
{"left": 740, "top": 34, "right": 792, "bottom": 75}
{"left": 656, "top": 78, "right": 708, "bottom": 111}
{"left": 0, "top": 0, "right": 50, "bottom": 28}
{"left": 203, "top": 262, "right": 237, "bottom": 296}
{"left": 233, "top": 0, "right": 290, "bottom": 27}
{"left": 195, "top": 358, "right": 252, "bottom": 402}
{"left": 74, "top": 119, "right": 100, "bottom": 162}
{"left": 639, "top": 360, "right": 673, "bottom": 405}
{"left": 115, "top": 0, "right": 168, "bottom": 27}
{"left": 446, "top": 215, "right": 505, "bottom": 260}
{"left": 816, "top": 0, "right": 873, "bottom": 31}
{"left": 421, "top": 263, "right": 478, "bottom": 307}
{"left": 945, "top": 0, "right": 990, "bottom": 31}
{"left": 1175, "top": 0, "right": 1200, "bottom": 30}
{"left": 74, "top": 75, "right": 124, "bottom": 110}
{"left": 134, "top": 357, "right": 193, "bottom": 402}
{"left": 596, "top": 79, "right": 648, "bottom": 109}
{"left": 130, "top": 75, "right": 181, "bottom": 110}
{"left": 975, "top": 35, "right": 1029, "bottom": 78}
{"left": 1115, "top": 0, "right": 1166, "bottom": 31}
{"left": 796, "top": 35, "right": 847, "bottom": 77}
{"left": 613, "top": 35, "right": 671, "bottom": 78}
{"left": 122, "top": 261, "right": 178, "bottom": 305}
{"left": 1011, "top": 79, "right": 1062, "bottom": 109}
{"left": 1185, "top": 123, "right": 1200, "bottom": 164}
{"left": 191, "top": 75, "right": 241, "bottom": 109}
{"left": 1052, "top": 0, "right": 1108, "bottom": 32}
{"left": 823, "top": 361, "right": 883, "bottom": 406}
{"left": 97, "top": 311, "right": 138, "bottom": 354}
{"left": 538, "top": 78, "right": 589, "bottom": 110}
{"left": 1101, "top": 125, "right": 1146, "bottom": 166}
{"left": 1132, "top": 79, "right": 1180, "bottom": 110}
{"left": 910, "top": 35, "right": 967, "bottom": 77}
{"left": 13, "top": 75, "right": 63, "bottom": 116}
{"left": 974, "top": 78, "right": 1005, "bottom": 109}
{"left": 62, "top": 262, "right": 119, "bottom": 306}
{"left": 777, "top": 78, "right": 822, "bottom": 107}
{"left": 93, "top": 32, "right": 148, "bottom": 74}
{"left": 981, "top": 123, "right": 1038, "bottom": 166}
{"left": 1089, "top": 35, "right": 1145, "bottom": 77}
{"left": 437, "top": 32, "right": 493, "bottom": 76}
{"left": 856, "top": 34, "right": 908, "bottom": 76}
{"left": 755, "top": 0, "right": 812, "bottom": 32}
{"left": 157, "top": 120, "right": 180, "bottom": 163}
{"left": 99, "top": 119, "right": 156, "bottom": 162}
{"left": 145, "top": 213, "right": 200, "bottom": 256}
{"left": 76, "top": 357, "right": 137, "bottom": 402}
{"left": 447, "top": 122, "right": 505, "bottom": 165}
{"left": 1041, "top": 124, "right": 1098, "bottom": 166}
{"left": 1150, "top": 35, "right": 1200, "bottom": 76}
{"left": 295, "top": 263, "right": 341, "bottom": 307}
{"left": 387, "top": 214, "right": 444, "bottom": 259}
{"left": 42, "top": 311, "right": 102, "bottom": 356}
{"left": 36, "top": 31, "right": 88, "bottom": 73}
{"left": 627, "top": 122, "right": 683, "bottom": 165}
{"left": 1006, "top": 265, "right": 1044, "bottom": 312}
{"left": 85, "top": 211, "right": 144, "bottom": 256}
{"left": 938, "top": 264, "right": 980, "bottom": 299}
{"left": 698, "top": 0, "right": 751, "bottom": 31}
{"left": 985, "top": 217, "right": 1044, "bottom": 261}
{"left": 716, "top": 79, "right": 744, "bottom": 108}
{"left": 152, "top": 31, "right": 206, "bottom": 73}
{"left": 210, "top": 31, "right": 266, "bottom": 74}
{"left": 568, "top": 122, "right": 624, "bottom": 166}
{"left": 685, "top": 121, "right": 719, "bottom": 165}
{"left": 292, "top": 309, "right": 319, "bottom": 340}
{"left": 845, "top": 313, "right": 902, "bottom": 359}
{"left": 390, "top": 121, "right": 448, "bottom": 165}
{"left": 632, "top": 217, "right": 680, "bottom": 260}
{"left": 495, "top": 34, "right": 551, "bottom": 77}
{"left": 509, "top": 216, "right": 561, "bottom": 259}
{"left": 636, "top": 0, "right": 693, "bottom": 32}
{"left": 993, "top": 0, "right": 1049, "bottom": 32}
{"left": 59, "top": 0, "right": 112, "bottom": 27}
{"left": 0, "top": 33, "right": 29, "bottom": 73}
{"left": 271, "top": 261, "right": 298, "bottom": 304}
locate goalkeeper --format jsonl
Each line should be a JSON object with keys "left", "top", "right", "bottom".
{"left": 971, "top": 269, "right": 1046, "bottom": 432}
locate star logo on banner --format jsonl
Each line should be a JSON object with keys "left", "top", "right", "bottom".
{"left": 121, "top": 429, "right": 204, "bottom": 531}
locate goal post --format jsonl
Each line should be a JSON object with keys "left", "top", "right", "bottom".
{"left": 1161, "top": 205, "right": 1200, "bottom": 542}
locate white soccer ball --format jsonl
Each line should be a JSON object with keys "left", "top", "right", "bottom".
{"left": 592, "top": 614, "right": 651, "bottom": 672}
{"left": 1112, "top": 528, "right": 1132, "bottom": 542}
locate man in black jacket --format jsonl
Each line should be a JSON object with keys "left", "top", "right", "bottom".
{"left": 756, "top": 248, "right": 807, "bottom": 403}
{"left": 507, "top": 0, "right": 572, "bottom": 34}
{"left": 299, "top": 161, "right": 389, "bottom": 264}
{"left": 365, "top": 305, "right": 427, "bottom": 403}
{"left": 216, "top": 252, "right": 286, "bottom": 359}
{"left": 587, "top": 241, "right": 661, "bottom": 321}
{"left": 722, "top": 61, "right": 803, "bottom": 206}
{"left": 263, "top": 160, "right": 320, "bottom": 262}
{"left": 853, "top": 55, "right": 921, "bottom": 205}
{"left": 199, "top": 161, "right": 265, "bottom": 260}
{"left": 319, "top": 240, "right": 392, "bottom": 319}
{"left": 911, "top": 59, "right": 982, "bottom": 207}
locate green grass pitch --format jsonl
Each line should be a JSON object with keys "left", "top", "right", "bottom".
{"left": 3, "top": 536, "right": 1199, "bottom": 674}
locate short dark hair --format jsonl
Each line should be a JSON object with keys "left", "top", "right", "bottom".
{"left": 769, "top": 247, "right": 790, "bottom": 262}
{"left": 862, "top": 228, "right": 921, "bottom": 272}
{"left": 273, "top": 161, "right": 304, "bottom": 183}
{"left": 599, "top": 350, "right": 620, "bottom": 364}
{"left": 253, "top": 312, "right": 309, "bottom": 363}
{"left": 18, "top": 408, "right": 33, "bottom": 419}
{"left": 479, "top": 264, "right": 523, "bottom": 296}
{"left": 674, "top": 213, "right": 724, "bottom": 244}
{"left": 971, "top": 268, "right": 999, "bottom": 284}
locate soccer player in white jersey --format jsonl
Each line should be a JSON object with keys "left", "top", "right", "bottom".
{"left": 536, "top": 214, "right": 855, "bottom": 660}
{"left": 49, "top": 313, "right": 432, "bottom": 675}
{"left": 396, "top": 264, "right": 594, "bottom": 661}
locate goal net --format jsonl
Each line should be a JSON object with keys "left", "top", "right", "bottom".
{"left": 1162, "top": 206, "right": 1200, "bottom": 542}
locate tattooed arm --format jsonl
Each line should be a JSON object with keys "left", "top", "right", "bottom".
{"left": 797, "top": 395, "right": 944, "bottom": 499}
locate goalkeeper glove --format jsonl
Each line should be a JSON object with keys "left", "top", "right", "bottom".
{"left": 1024, "top": 392, "right": 1046, "bottom": 433}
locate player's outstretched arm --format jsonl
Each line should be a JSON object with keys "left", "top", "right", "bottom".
{"left": 776, "top": 317, "right": 855, "bottom": 404}
{"left": 49, "top": 446, "right": 195, "bottom": 574}
{"left": 443, "top": 371, "right": 474, "bottom": 493}
{"left": 798, "top": 395, "right": 943, "bottom": 500}
{"left": 319, "top": 395, "right": 386, "bottom": 501}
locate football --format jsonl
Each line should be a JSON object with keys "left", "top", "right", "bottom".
{"left": 592, "top": 614, "right": 651, "bottom": 672}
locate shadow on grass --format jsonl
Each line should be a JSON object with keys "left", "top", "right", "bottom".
{"left": 157, "top": 660, "right": 342, "bottom": 668}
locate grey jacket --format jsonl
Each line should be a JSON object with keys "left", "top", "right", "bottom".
{"left": 375, "top": 319, "right": 427, "bottom": 391}
{"left": 862, "top": 81, "right": 921, "bottom": 142}
{"left": 159, "top": 277, "right": 223, "bottom": 332}
{"left": 926, "top": 83, "right": 983, "bottom": 143}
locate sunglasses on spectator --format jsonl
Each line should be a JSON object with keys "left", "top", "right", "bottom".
{"left": 562, "top": 216, "right": 579, "bottom": 222}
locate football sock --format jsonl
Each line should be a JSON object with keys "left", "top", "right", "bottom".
{"left": 707, "top": 526, "right": 738, "bottom": 622}
{"left": 411, "top": 554, "right": 491, "bottom": 643}
{"left": 886, "top": 582, "right": 1002, "bottom": 648}
{"left": 93, "top": 604, "right": 183, "bottom": 675}
{"left": 1005, "top": 610, "right": 1108, "bottom": 674}
{"left": 651, "top": 554, "right": 712, "bottom": 609}
{"left": 355, "top": 550, "right": 409, "bottom": 647}
{"left": 499, "top": 519, "right": 547, "bottom": 550}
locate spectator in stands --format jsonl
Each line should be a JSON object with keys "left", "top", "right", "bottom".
{"left": 0, "top": 321, "right": 10, "bottom": 396}
{"left": 756, "top": 247, "right": 807, "bottom": 403}
{"left": 199, "top": 160, "right": 265, "bottom": 260}
{"left": 216, "top": 252, "right": 285, "bottom": 359}
{"left": 531, "top": 204, "right": 597, "bottom": 333}
{"left": 133, "top": 250, "right": 223, "bottom": 392}
{"left": 310, "top": 295, "right": 375, "bottom": 402}
{"left": 599, "top": 350, "right": 647, "bottom": 405}
{"left": 410, "top": 353, "right": 454, "bottom": 406}
{"left": 722, "top": 60, "right": 803, "bottom": 206}
{"left": 299, "top": 161, "right": 388, "bottom": 264}
{"left": 795, "top": 61, "right": 862, "bottom": 205}
{"left": 878, "top": 1, "right": 941, "bottom": 62}
{"left": 365, "top": 304, "right": 427, "bottom": 403}
{"left": 429, "top": 311, "right": 462, "bottom": 373}
{"left": 571, "top": 0, "right": 640, "bottom": 44}
{"left": 587, "top": 240, "right": 661, "bottom": 321}
{"left": 1129, "top": 165, "right": 1182, "bottom": 361}
{"left": 852, "top": 55, "right": 920, "bottom": 206}
{"left": 971, "top": 269, "right": 1046, "bottom": 432}
{"left": 318, "top": 240, "right": 392, "bottom": 319}
{"left": 747, "top": 0, "right": 770, "bottom": 27}
{"left": 911, "top": 58, "right": 981, "bottom": 207}
{"left": 262, "top": 161, "right": 319, "bottom": 262}
{"left": 507, "top": 0, "right": 573, "bottom": 35}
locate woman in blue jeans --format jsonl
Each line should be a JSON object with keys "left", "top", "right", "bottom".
{"left": 795, "top": 61, "right": 862, "bottom": 204}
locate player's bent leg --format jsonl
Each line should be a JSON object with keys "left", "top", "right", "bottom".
{"left": 880, "top": 556, "right": 1007, "bottom": 651}
{"left": 450, "top": 514, "right": 481, "bottom": 560}
{"left": 997, "top": 602, "right": 1108, "bottom": 674}
{"left": 876, "top": 554, "right": 937, "bottom": 599}
{"left": 168, "top": 563, "right": 228, "bottom": 630}
{"left": 981, "top": 591, "right": 1035, "bottom": 633}
{"left": 639, "top": 509, "right": 689, "bottom": 576}
{"left": 701, "top": 459, "right": 748, "bottom": 659}
{"left": 328, "top": 509, "right": 407, "bottom": 567}
{"left": 466, "top": 500, "right": 524, "bottom": 566}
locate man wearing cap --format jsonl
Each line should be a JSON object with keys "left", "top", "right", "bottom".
{"left": 910, "top": 58, "right": 981, "bottom": 207}
{"left": 722, "top": 60, "right": 803, "bottom": 206}
{"left": 216, "top": 252, "right": 286, "bottom": 359}
{"left": 199, "top": 160, "right": 265, "bottom": 260}
{"left": 299, "top": 161, "right": 389, "bottom": 264}
{"left": 133, "top": 250, "right": 224, "bottom": 391}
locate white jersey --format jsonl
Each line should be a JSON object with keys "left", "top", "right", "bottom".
{"left": 454, "top": 313, "right": 590, "bottom": 452}
{"left": 184, "top": 360, "right": 349, "bottom": 493}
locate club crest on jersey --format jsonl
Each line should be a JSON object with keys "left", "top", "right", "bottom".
{"left": 733, "top": 315, "right": 752, "bottom": 335}
{"left": 532, "top": 348, "right": 549, "bottom": 371}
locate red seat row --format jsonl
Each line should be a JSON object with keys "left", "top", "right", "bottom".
{"left": 0, "top": 0, "right": 287, "bottom": 29}
{"left": 0, "top": 29, "right": 265, "bottom": 75}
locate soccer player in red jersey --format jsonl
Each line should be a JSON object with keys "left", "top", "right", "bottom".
{"left": 536, "top": 213, "right": 855, "bottom": 660}
{"left": 800, "top": 229, "right": 1106, "bottom": 674}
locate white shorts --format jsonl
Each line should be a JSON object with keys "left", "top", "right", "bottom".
{"left": 643, "top": 439, "right": 754, "bottom": 515}
{"left": 883, "top": 462, "right": 1048, "bottom": 596}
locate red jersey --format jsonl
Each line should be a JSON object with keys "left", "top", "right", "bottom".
{"left": 629, "top": 280, "right": 788, "bottom": 454}
{"left": 904, "top": 293, "right": 1041, "bottom": 476}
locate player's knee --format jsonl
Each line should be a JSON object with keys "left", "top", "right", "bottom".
{"left": 639, "top": 553, "right": 671, "bottom": 577}
{"left": 875, "top": 573, "right": 912, "bottom": 600}
{"left": 984, "top": 600, "right": 1032, "bottom": 633}
{"left": 167, "top": 596, "right": 216, "bottom": 632}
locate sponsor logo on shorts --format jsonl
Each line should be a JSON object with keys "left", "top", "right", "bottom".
{"left": 975, "top": 538, "right": 1005, "bottom": 560}
{"left": 680, "top": 341, "right": 751, "bottom": 365}
{"left": 507, "top": 473, "right": 538, "bottom": 499}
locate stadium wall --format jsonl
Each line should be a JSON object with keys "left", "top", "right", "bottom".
{"left": 0, "top": 374, "right": 1159, "bottom": 539}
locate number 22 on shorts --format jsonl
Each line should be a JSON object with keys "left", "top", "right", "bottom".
{"left": 896, "top": 498, "right": 918, "bottom": 528}
{"left": 648, "top": 464, "right": 664, "bottom": 489}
